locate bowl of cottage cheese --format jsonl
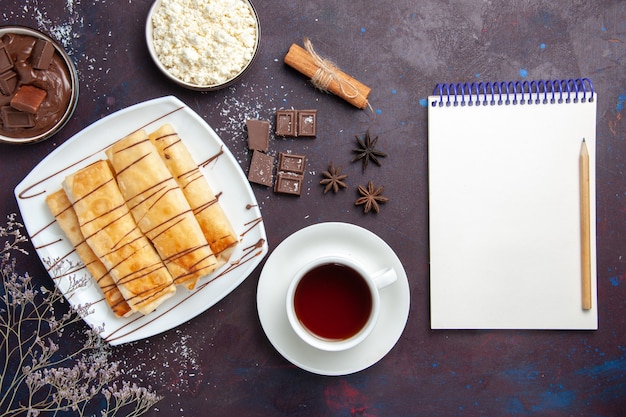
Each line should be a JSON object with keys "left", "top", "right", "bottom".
{"left": 146, "top": 0, "right": 260, "bottom": 90}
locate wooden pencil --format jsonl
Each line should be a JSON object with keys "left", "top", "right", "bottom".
{"left": 580, "top": 138, "right": 592, "bottom": 310}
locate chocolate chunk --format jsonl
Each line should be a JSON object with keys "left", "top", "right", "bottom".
{"left": 278, "top": 152, "right": 306, "bottom": 174}
{"left": 1, "top": 106, "right": 35, "bottom": 128}
{"left": 31, "top": 39, "right": 55, "bottom": 70}
{"left": 10, "top": 35, "right": 36, "bottom": 62}
{"left": 248, "top": 150, "right": 274, "bottom": 186}
{"left": 297, "top": 110, "right": 317, "bottom": 137}
{"left": 246, "top": 119, "right": 270, "bottom": 152}
{"left": 0, "top": 70, "right": 17, "bottom": 96}
{"left": 0, "top": 45, "right": 13, "bottom": 74}
{"left": 275, "top": 109, "right": 296, "bottom": 136}
{"left": 10, "top": 85, "right": 47, "bottom": 114}
{"left": 275, "top": 109, "right": 318, "bottom": 137}
{"left": 274, "top": 172, "right": 304, "bottom": 196}
{"left": 0, "top": 94, "right": 11, "bottom": 107}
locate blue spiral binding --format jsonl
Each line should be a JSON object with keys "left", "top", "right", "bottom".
{"left": 432, "top": 78, "right": 594, "bottom": 107}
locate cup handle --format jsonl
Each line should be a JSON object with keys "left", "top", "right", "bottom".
{"left": 372, "top": 267, "right": 397, "bottom": 290}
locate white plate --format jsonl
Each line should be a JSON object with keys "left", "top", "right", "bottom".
{"left": 15, "top": 96, "right": 268, "bottom": 345}
{"left": 257, "top": 222, "right": 410, "bottom": 376}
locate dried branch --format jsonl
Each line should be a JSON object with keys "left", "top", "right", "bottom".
{"left": 0, "top": 214, "right": 162, "bottom": 417}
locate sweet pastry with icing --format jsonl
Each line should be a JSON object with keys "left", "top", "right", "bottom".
{"left": 106, "top": 129, "right": 218, "bottom": 289}
{"left": 148, "top": 124, "right": 238, "bottom": 263}
{"left": 45, "top": 188, "right": 132, "bottom": 317}
{"left": 63, "top": 160, "right": 176, "bottom": 315}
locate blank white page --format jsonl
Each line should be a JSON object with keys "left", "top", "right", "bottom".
{"left": 428, "top": 84, "right": 597, "bottom": 329}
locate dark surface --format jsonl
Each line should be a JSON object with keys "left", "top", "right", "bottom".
{"left": 2, "top": 1, "right": 625, "bottom": 416}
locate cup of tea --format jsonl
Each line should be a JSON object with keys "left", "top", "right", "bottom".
{"left": 286, "top": 255, "right": 397, "bottom": 351}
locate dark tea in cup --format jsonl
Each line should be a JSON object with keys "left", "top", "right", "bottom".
{"left": 293, "top": 262, "right": 373, "bottom": 340}
{"left": 286, "top": 255, "right": 397, "bottom": 351}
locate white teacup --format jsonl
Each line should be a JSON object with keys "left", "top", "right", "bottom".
{"left": 286, "top": 255, "right": 397, "bottom": 351}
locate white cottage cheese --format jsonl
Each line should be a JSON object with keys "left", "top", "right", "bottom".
{"left": 151, "top": 0, "right": 258, "bottom": 86}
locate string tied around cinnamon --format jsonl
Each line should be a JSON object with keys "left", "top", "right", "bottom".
{"left": 304, "top": 38, "right": 360, "bottom": 100}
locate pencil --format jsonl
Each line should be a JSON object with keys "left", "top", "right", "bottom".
{"left": 580, "top": 138, "right": 592, "bottom": 310}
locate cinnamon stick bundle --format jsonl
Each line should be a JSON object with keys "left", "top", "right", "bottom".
{"left": 284, "top": 40, "right": 371, "bottom": 109}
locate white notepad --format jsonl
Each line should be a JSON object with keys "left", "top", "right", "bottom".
{"left": 428, "top": 79, "right": 598, "bottom": 329}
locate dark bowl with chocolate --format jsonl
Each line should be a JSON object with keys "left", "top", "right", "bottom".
{"left": 0, "top": 26, "right": 79, "bottom": 144}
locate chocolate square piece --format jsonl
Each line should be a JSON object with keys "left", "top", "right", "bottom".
{"left": 0, "top": 70, "right": 17, "bottom": 96}
{"left": 297, "top": 110, "right": 317, "bottom": 137}
{"left": 248, "top": 150, "right": 274, "bottom": 187}
{"left": 275, "top": 109, "right": 296, "bottom": 136}
{"left": 246, "top": 119, "right": 270, "bottom": 152}
{"left": 274, "top": 172, "right": 304, "bottom": 196}
{"left": 10, "top": 85, "right": 47, "bottom": 114}
{"left": 278, "top": 152, "right": 306, "bottom": 174}
{"left": 0, "top": 45, "right": 13, "bottom": 74}
{"left": 31, "top": 39, "right": 55, "bottom": 70}
{"left": 1, "top": 106, "right": 35, "bottom": 128}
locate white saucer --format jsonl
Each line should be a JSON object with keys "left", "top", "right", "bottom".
{"left": 257, "top": 222, "right": 410, "bottom": 376}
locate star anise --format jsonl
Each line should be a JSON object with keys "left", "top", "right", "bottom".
{"left": 351, "top": 130, "right": 387, "bottom": 172}
{"left": 355, "top": 181, "right": 389, "bottom": 214}
{"left": 320, "top": 162, "right": 348, "bottom": 193}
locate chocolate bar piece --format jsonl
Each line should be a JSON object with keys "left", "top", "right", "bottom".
{"left": 274, "top": 172, "right": 303, "bottom": 196}
{"left": 0, "top": 70, "right": 17, "bottom": 96}
{"left": 10, "top": 85, "right": 47, "bottom": 114}
{"left": 1, "top": 106, "right": 35, "bottom": 128}
{"left": 0, "top": 45, "right": 13, "bottom": 74}
{"left": 275, "top": 109, "right": 296, "bottom": 136}
{"left": 297, "top": 110, "right": 317, "bottom": 137}
{"left": 248, "top": 150, "right": 274, "bottom": 187}
{"left": 275, "top": 109, "right": 318, "bottom": 137}
{"left": 278, "top": 152, "right": 306, "bottom": 174}
{"left": 246, "top": 119, "right": 270, "bottom": 152}
{"left": 31, "top": 39, "right": 55, "bottom": 70}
